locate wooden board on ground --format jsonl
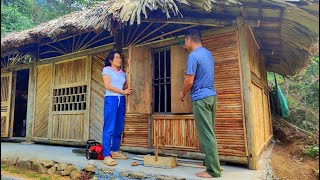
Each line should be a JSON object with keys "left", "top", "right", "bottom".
{"left": 143, "top": 155, "right": 177, "bottom": 168}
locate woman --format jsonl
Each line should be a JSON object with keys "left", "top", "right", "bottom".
{"left": 102, "top": 50, "right": 132, "bottom": 166}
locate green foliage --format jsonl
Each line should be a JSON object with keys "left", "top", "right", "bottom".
{"left": 1, "top": 0, "right": 103, "bottom": 37}
{"left": 268, "top": 55, "right": 319, "bottom": 136}
{"left": 304, "top": 145, "right": 319, "bottom": 158}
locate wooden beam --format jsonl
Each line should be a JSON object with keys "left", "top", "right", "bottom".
{"left": 237, "top": 17, "right": 258, "bottom": 170}
{"left": 242, "top": 2, "right": 284, "bottom": 10}
{"left": 141, "top": 17, "right": 234, "bottom": 27}
{"left": 9, "top": 71, "right": 17, "bottom": 138}
{"left": 26, "top": 65, "right": 35, "bottom": 142}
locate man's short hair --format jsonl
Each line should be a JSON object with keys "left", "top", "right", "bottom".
{"left": 185, "top": 29, "right": 202, "bottom": 43}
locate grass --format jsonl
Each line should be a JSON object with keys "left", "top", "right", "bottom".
{"left": 1, "top": 163, "right": 53, "bottom": 180}
{"left": 27, "top": 173, "right": 41, "bottom": 178}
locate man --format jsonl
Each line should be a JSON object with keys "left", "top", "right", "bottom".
{"left": 179, "top": 29, "right": 221, "bottom": 178}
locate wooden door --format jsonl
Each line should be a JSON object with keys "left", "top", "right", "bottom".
{"left": 1, "top": 73, "right": 13, "bottom": 137}
{"left": 171, "top": 45, "right": 193, "bottom": 113}
{"left": 127, "top": 45, "right": 152, "bottom": 114}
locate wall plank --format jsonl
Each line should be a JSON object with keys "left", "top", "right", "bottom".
{"left": 127, "top": 46, "right": 152, "bottom": 114}
{"left": 171, "top": 45, "right": 192, "bottom": 113}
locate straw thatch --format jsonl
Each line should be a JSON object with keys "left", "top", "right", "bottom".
{"left": 1, "top": 0, "right": 319, "bottom": 76}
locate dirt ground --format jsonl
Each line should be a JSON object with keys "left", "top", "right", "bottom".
{"left": 271, "top": 116, "right": 319, "bottom": 180}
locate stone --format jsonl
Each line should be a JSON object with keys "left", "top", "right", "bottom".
{"left": 84, "top": 164, "right": 95, "bottom": 172}
{"left": 70, "top": 170, "right": 82, "bottom": 180}
{"left": 102, "top": 168, "right": 114, "bottom": 175}
{"left": 129, "top": 172, "right": 145, "bottom": 179}
{"left": 16, "top": 160, "right": 32, "bottom": 170}
{"left": 119, "top": 171, "right": 130, "bottom": 177}
{"left": 61, "top": 165, "right": 77, "bottom": 176}
{"left": 90, "top": 176, "right": 98, "bottom": 180}
{"left": 47, "top": 167, "right": 56, "bottom": 175}
{"left": 57, "top": 162, "right": 68, "bottom": 171}
{"left": 8, "top": 157, "right": 19, "bottom": 166}
{"left": 31, "top": 161, "right": 48, "bottom": 174}
{"left": 41, "top": 160, "right": 55, "bottom": 168}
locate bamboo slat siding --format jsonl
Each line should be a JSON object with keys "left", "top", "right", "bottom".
{"left": 54, "top": 58, "right": 87, "bottom": 86}
{"left": 33, "top": 65, "right": 52, "bottom": 137}
{"left": 1, "top": 117, "right": 7, "bottom": 135}
{"left": 51, "top": 114, "right": 84, "bottom": 140}
{"left": 203, "top": 31, "right": 247, "bottom": 157}
{"left": 89, "top": 52, "right": 108, "bottom": 142}
{"left": 122, "top": 114, "right": 149, "bottom": 147}
{"left": 152, "top": 115, "right": 200, "bottom": 151}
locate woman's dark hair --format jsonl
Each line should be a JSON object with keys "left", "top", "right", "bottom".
{"left": 105, "top": 50, "right": 122, "bottom": 67}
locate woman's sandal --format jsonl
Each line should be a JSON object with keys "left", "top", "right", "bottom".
{"left": 103, "top": 157, "right": 117, "bottom": 166}
{"left": 111, "top": 152, "right": 128, "bottom": 160}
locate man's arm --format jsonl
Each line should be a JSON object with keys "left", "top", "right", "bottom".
{"left": 179, "top": 75, "right": 194, "bottom": 102}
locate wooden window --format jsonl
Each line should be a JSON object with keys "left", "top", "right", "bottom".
{"left": 53, "top": 85, "right": 87, "bottom": 112}
{"left": 153, "top": 48, "right": 171, "bottom": 113}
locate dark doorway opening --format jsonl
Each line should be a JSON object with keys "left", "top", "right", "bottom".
{"left": 13, "top": 69, "right": 29, "bottom": 137}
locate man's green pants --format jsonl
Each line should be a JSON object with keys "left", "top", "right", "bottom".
{"left": 192, "top": 96, "right": 221, "bottom": 177}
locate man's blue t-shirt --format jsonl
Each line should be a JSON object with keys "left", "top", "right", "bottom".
{"left": 186, "top": 47, "right": 216, "bottom": 101}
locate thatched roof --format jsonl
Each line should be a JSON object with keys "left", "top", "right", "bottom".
{"left": 1, "top": 0, "right": 319, "bottom": 76}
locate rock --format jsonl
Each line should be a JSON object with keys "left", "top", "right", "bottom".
{"left": 70, "top": 170, "right": 82, "bottom": 180}
{"left": 61, "top": 165, "right": 77, "bottom": 176}
{"left": 84, "top": 164, "right": 95, "bottom": 172}
{"left": 9, "top": 157, "right": 19, "bottom": 166}
{"left": 16, "top": 160, "right": 32, "bottom": 170}
{"left": 101, "top": 168, "right": 114, "bottom": 175}
{"left": 119, "top": 171, "right": 130, "bottom": 177}
{"left": 31, "top": 161, "right": 48, "bottom": 174}
{"left": 41, "top": 160, "right": 55, "bottom": 168}
{"left": 90, "top": 176, "right": 98, "bottom": 180}
{"left": 57, "top": 162, "right": 68, "bottom": 171}
{"left": 47, "top": 166, "right": 56, "bottom": 175}
{"left": 129, "top": 172, "right": 145, "bottom": 179}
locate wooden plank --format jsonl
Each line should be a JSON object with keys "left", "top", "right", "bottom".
{"left": 84, "top": 55, "right": 92, "bottom": 141}
{"left": 170, "top": 45, "right": 192, "bottom": 113}
{"left": 144, "top": 155, "right": 177, "bottom": 168}
{"left": 9, "top": 71, "right": 17, "bottom": 138}
{"left": 237, "top": 17, "right": 257, "bottom": 170}
{"left": 127, "top": 46, "right": 152, "bottom": 114}
{"left": 25, "top": 66, "right": 35, "bottom": 142}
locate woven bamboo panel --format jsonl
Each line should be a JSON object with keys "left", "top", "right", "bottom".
{"left": 33, "top": 65, "right": 52, "bottom": 138}
{"left": 54, "top": 58, "right": 87, "bottom": 86}
{"left": 51, "top": 114, "right": 84, "bottom": 140}
{"left": 122, "top": 114, "right": 149, "bottom": 147}
{"left": 202, "top": 31, "right": 247, "bottom": 156}
{"left": 89, "top": 52, "right": 108, "bottom": 142}
{"left": 152, "top": 115, "right": 200, "bottom": 151}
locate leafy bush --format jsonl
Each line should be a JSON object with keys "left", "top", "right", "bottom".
{"left": 304, "top": 145, "right": 319, "bottom": 158}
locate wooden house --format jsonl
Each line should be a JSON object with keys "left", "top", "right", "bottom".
{"left": 1, "top": 0, "right": 318, "bottom": 169}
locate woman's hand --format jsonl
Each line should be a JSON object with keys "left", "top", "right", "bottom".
{"left": 122, "top": 88, "right": 133, "bottom": 95}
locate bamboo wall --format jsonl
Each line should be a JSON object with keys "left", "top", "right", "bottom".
{"left": 33, "top": 57, "right": 90, "bottom": 142}
{"left": 246, "top": 29, "right": 273, "bottom": 158}
{"left": 123, "top": 29, "right": 248, "bottom": 158}
{"left": 1, "top": 73, "right": 12, "bottom": 137}
{"left": 89, "top": 52, "right": 109, "bottom": 142}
